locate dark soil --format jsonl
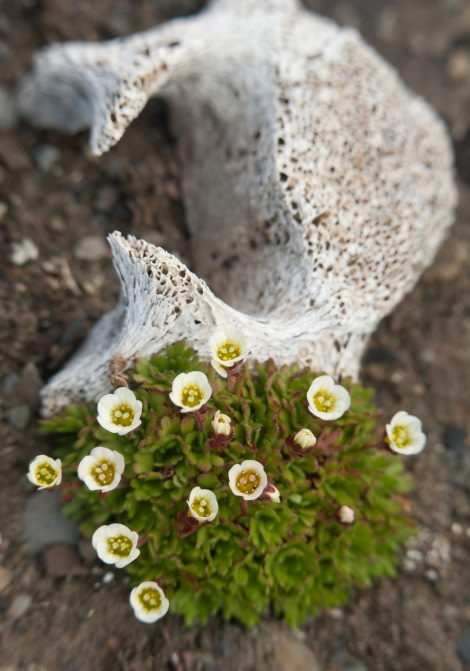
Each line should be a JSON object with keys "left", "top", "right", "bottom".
{"left": 0, "top": 1, "right": 469, "bottom": 670}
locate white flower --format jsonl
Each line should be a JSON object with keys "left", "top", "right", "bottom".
{"left": 169, "top": 371, "right": 212, "bottom": 413}
{"left": 339, "top": 505, "right": 355, "bottom": 524}
{"left": 209, "top": 325, "right": 247, "bottom": 378}
{"left": 97, "top": 387, "right": 142, "bottom": 435}
{"left": 130, "top": 581, "right": 170, "bottom": 623}
{"left": 91, "top": 523, "right": 140, "bottom": 568}
{"left": 27, "top": 455, "right": 62, "bottom": 489}
{"left": 188, "top": 486, "right": 219, "bottom": 522}
{"left": 211, "top": 410, "right": 232, "bottom": 436}
{"left": 294, "top": 428, "right": 317, "bottom": 450}
{"left": 228, "top": 460, "right": 268, "bottom": 501}
{"left": 306, "top": 375, "right": 350, "bottom": 420}
{"left": 78, "top": 446, "right": 125, "bottom": 492}
{"left": 385, "top": 411, "right": 426, "bottom": 455}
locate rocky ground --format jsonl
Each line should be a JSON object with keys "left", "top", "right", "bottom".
{"left": 0, "top": 1, "right": 469, "bottom": 670}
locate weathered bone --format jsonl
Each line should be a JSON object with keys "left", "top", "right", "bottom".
{"left": 19, "top": 0, "right": 456, "bottom": 416}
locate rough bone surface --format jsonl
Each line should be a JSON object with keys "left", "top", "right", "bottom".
{"left": 18, "top": 0, "right": 457, "bottom": 416}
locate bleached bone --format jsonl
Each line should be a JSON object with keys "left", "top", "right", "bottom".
{"left": 18, "top": 0, "right": 456, "bottom": 416}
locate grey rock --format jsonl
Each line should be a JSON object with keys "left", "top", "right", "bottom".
{"left": 73, "top": 235, "right": 110, "bottom": 262}
{"left": 23, "top": 490, "right": 79, "bottom": 553}
{"left": 457, "top": 628, "right": 470, "bottom": 663}
{"left": 272, "top": 635, "right": 321, "bottom": 671}
{"left": 34, "top": 144, "right": 60, "bottom": 172}
{"left": 0, "top": 371, "right": 20, "bottom": 395}
{"left": 7, "top": 404, "right": 31, "bottom": 429}
{"left": 0, "top": 85, "right": 18, "bottom": 128}
{"left": 17, "top": 362, "right": 43, "bottom": 409}
{"left": 9, "top": 238, "right": 38, "bottom": 266}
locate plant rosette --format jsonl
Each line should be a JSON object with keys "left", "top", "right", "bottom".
{"left": 41, "top": 342, "right": 422, "bottom": 627}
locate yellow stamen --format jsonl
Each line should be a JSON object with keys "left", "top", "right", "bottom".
{"left": 313, "top": 391, "right": 335, "bottom": 413}
{"left": 138, "top": 587, "right": 162, "bottom": 612}
{"left": 181, "top": 385, "right": 203, "bottom": 408}
{"left": 111, "top": 403, "right": 135, "bottom": 427}
{"left": 236, "top": 470, "right": 260, "bottom": 495}
{"left": 107, "top": 535, "right": 132, "bottom": 557}
{"left": 217, "top": 340, "right": 241, "bottom": 362}
{"left": 35, "top": 462, "right": 58, "bottom": 485}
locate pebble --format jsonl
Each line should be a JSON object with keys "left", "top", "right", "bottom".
{"left": 446, "top": 48, "right": 470, "bottom": 82}
{"left": 7, "top": 404, "right": 31, "bottom": 430}
{"left": 17, "top": 362, "right": 43, "bottom": 409}
{"left": 0, "top": 86, "right": 18, "bottom": 128}
{"left": 272, "top": 635, "right": 321, "bottom": 671}
{"left": 34, "top": 144, "right": 60, "bottom": 173}
{"left": 42, "top": 544, "right": 86, "bottom": 578}
{"left": 457, "top": 628, "right": 470, "bottom": 663}
{"left": 0, "top": 371, "right": 20, "bottom": 395}
{"left": 23, "top": 490, "right": 79, "bottom": 553}
{"left": 9, "top": 238, "right": 39, "bottom": 266}
{"left": 73, "top": 235, "right": 110, "bottom": 262}
{"left": 7, "top": 593, "right": 32, "bottom": 619}
{"left": 0, "top": 566, "right": 12, "bottom": 592}
{"left": 93, "top": 185, "right": 119, "bottom": 213}
{"left": 102, "top": 571, "right": 114, "bottom": 584}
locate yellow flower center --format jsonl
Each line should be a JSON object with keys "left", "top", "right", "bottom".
{"left": 191, "top": 496, "right": 212, "bottom": 518}
{"left": 391, "top": 425, "right": 410, "bottom": 450}
{"left": 91, "top": 460, "right": 116, "bottom": 486}
{"left": 137, "top": 586, "right": 162, "bottom": 613}
{"left": 236, "top": 469, "right": 260, "bottom": 495}
{"left": 216, "top": 340, "right": 241, "bottom": 362}
{"left": 35, "top": 462, "right": 58, "bottom": 486}
{"left": 111, "top": 403, "right": 135, "bottom": 427}
{"left": 107, "top": 535, "right": 133, "bottom": 557}
{"left": 313, "top": 391, "right": 336, "bottom": 413}
{"left": 181, "top": 384, "right": 203, "bottom": 408}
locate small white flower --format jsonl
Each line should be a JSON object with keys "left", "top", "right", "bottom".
{"left": 228, "top": 460, "right": 268, "bottom": 501}
{"left": 169, "top": 371, "right": 212, "bottom": 413}
{"left": 27, "top": 455, "right": 62, "bottom": 489}
{"left": 130, "top": 581, "right": 170, "bottom": 623}
{"left": 385, "top": 411, "right": 426, "bottom": 455}
{"left": 211, "top": 410, "right": 232, "bottom": 436}
{"left": 306, "top": 375, "right": 350, "bottom": 420}
{"left": 97, "top": 387, "right": 142, "bottom": 435}
{"left": 339, "top": 505, "right": 355, "bottom": 524}
{"left": 92, "top": 523, "right": 140, "bottom": 568}
{"left": 209, "top": 325, "right": 247, "bottom": 378}
{"left": 78, "top": 446, "right": 125, "bottom": 492}
{"left": 187, "top": 486, "right": 219, "bottom": 522}
{"left": 293, "top": 428, "right": 317, "bottom": 450}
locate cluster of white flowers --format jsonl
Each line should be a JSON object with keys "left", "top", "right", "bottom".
{"left": 27, "top": 324, "right": 428, "bottom": 624}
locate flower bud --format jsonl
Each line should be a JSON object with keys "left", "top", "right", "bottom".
{"left": 261, "top": 482, "right": 281, "bottom": 503}
{"left": 294, "top": 428, "right": 316, "bottom": 450}
{"left": 338, "top": 505, "right": 355, "bottom": 524}
{"left": 212, "top": 410, "right": 232, "bottom": 436}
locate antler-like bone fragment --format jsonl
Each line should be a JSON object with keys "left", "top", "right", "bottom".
{"left": 19, "top": 0, "right": 456, "bottom": 415}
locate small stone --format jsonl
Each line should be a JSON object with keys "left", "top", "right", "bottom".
{"left": 424, "top": 568, "right": 439, "bottom": 582}
{"left": 7, "top": 593, "right": 32, "bottom": 619}
{"left": 73, "top": 235, "right": 110, "bottom": 262}
{"left": 451, "top": 522, "right": 463, "bottom": 535}
{"left": 94, "top": 185, "right": 119, "bottom": 213}
{"left": 42, "top": 544, "right": 86, "bottom": 578}
{"left": 0, "top": 86, "right": 18, "bottom": 128}
{"left": 23, "top": 490, "right": 79, "bottom": 553}
{"left": 457, "top": 628, "right": 470, "bottom": 663}
{"left": 34, "top": 144, "right": 60, "bottom": 173}
{"left": 102, "top": 571, "right": 114, "bottom": 584}
{"left": 17, "top": 362, "right": 43, "bottom": 409}
{"left": 447, "top": 48, "right": 470, "bottom": 82}
{"left": 0, "top": 371, "right": 19, "bottom": 395}
{"left": 7, "top": 404, "right": 31, "bottom": 429}
{"left": 272, "top": 635, "right": 321, "bottom": 671}
{"left": 0, "top": 566, "right": 12, "bottom": 592}
{"left": 10, "top": 238, "right": 39, "bottom": 266}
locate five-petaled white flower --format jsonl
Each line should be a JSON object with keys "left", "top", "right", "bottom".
{"left": 209, "top": 325, "right": 247, "bottom": 378}
{"left": 169, "top": 371, "right": 212, "bottom": 413}
{"left": 97, "top": 387, "right": 142, "bottom": 435}
{"left": 228, "top": 460, "right": 268, "bottom": 501}
{"left": 27, "top": 455, "right": 62, "bottom": 489}
{"left": 78, "top": 446, "right": 125, "bottom": 492}
{"left": 385, "top": 411, "right": 426, "bottom": 455}
{"left": 338, "top": 505, "right": 355, "bottom": 524}
{"left": 293, "top": 428, "right": 317, "bottom": 450}
{"left": 92, "top": 523, "right": 140, "bottom": 568}
{"left": 306, "top": 375, "right": 350, "bottom": 420}
{"left": 188, "top": 486, "right": 219, "bottom": 522}
{"left": 211, "top": 410, "right": 232, "bottom": 436}
{"left": 130, "top": 581, "right": 170, "bottom": 623}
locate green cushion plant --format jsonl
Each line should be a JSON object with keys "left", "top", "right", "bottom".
{"left": 39, "top": 340, "right": 418, "bottom": 627}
